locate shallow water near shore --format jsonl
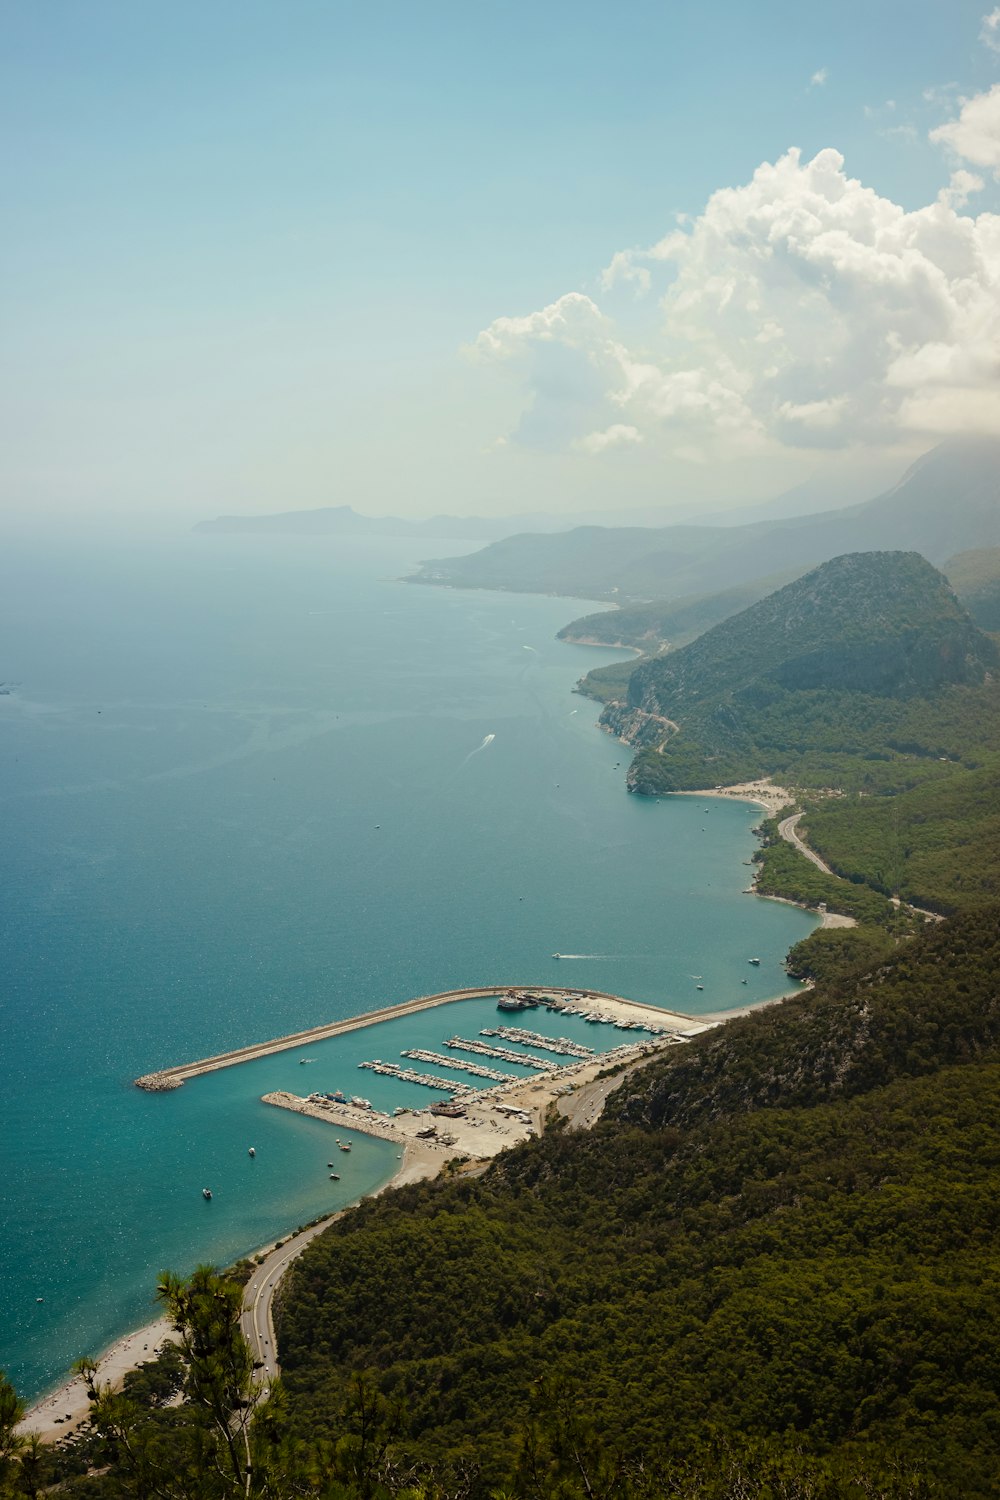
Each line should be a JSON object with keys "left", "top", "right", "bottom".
{"left": 0, "top": 532, "right": 814, "bottom": 1401}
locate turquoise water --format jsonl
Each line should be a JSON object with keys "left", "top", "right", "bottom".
{"left": 0, "top": 532, "right": 815, "bottom": 1400}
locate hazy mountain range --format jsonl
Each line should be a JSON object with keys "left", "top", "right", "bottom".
{"left": 407, "top": 438, "right": 1000, "bottom": 602}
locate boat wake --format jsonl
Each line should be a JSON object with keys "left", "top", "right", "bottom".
{"left": 553, "top": 953, "right": 618, "bottom": 960}
{"left": 459, "top": 733, "right": 495, "bottom": 768}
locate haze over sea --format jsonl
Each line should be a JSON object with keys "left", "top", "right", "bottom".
{"left": 0, "top": 534, "right": 814, "bottom": 1402}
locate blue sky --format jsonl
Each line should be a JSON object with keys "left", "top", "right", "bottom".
{"left": 2, "top": 0, "right": 998, "bottom": 522}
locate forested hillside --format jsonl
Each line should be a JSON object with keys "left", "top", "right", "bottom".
{"left": 593, "top": 550, "right": 1000, "bottom": 979}
{"left": 945, "top": 546, "right": 1000, "bottom": 630}
{"left": 270, "top": 910, "right": 1000, "bottom": 1498}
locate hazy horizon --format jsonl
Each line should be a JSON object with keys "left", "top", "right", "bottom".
{"left": 3, "top": 1, "right": 999, "bottom": 528}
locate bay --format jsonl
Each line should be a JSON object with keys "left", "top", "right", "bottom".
{"left": 0, "top": 532, "right": 814, "bottom": 1401}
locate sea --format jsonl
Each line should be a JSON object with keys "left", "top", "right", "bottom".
{"left": 0, "top": 530, "right": 815, "bottom": 1402}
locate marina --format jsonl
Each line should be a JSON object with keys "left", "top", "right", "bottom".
{"left": 134, "top": 986, "right": 707, "bottom": 1091}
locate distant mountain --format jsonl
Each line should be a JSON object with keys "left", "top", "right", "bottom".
{"left": 408, "top": 438, "right": 1000, "bottom": 601}
{"left": 945, "top": 546, "right": 1000, "bottom": 631}
{"left": 557, "top": 566, "right": 812, "bottom": 652}
{"left": 193, "top": 500, "right": 752, "bottom": 541}
{"left": 195, "top": 505, "right": 527, "bottom": 540}
{"left": 598, "top": 551, "right": 999, "bottom": 794}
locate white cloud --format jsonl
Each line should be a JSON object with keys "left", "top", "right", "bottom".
{"left": 810, "top": 67, "right": 828, "bottom": 87}
{"left": 981, "top": 7, "right": 1000, "bottom": 51}
{"left": 939, "top": 168, "right": 986, "bottom": 207}
{"left": 929, "top": 83, "right": 1000, "bottom": 173}
{"left": 576, "top": 424, "right": 643, "bottom": 454}
{"left": 473, "top": 292, "right": 608, "bottom": 359}
{"left": 475, "top": 147, "right": 1000, "bottom": 456}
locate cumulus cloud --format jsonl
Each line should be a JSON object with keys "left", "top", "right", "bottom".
{"left": 939, "top": 168, "right": 986, "bottom": 207}
{"left": 475, "top": 147, "right": 1000, "bottom": 456}
{"left": 576, "top": 424, "right": 642, "bottom": 454}
{"left": 930, "top": 83, "right": 1000, "bottom": 173}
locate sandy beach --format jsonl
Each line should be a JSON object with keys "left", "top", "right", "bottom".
{"left": 18, "top": 1317, "right": 177, "bottom": 1442}
{"left": 672, "top": 779, "right": 795, "bottom": 817}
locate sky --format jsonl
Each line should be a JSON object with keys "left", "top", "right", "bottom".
{"left": 2, "top": 0, "right": 999, "bottom": 525}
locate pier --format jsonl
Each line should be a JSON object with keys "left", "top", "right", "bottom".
{"left": 444, "top": 1035, "right": 558, "bottom": 1070}
{"left": 357, "top": 1059, "right": 475, "bottom": 1093}
{"left": 401, "top": 1048, "right": 513, "bottom": 1082}
{"left": 134, "top": 986, "right": 711, "bottom": 1090}
{"left": 485, "top": 1025, "right": 595, "bottom": 1059}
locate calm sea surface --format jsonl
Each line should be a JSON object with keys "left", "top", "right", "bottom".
{"left": 0, "top": 532, "right": 815, "bottom": 1400}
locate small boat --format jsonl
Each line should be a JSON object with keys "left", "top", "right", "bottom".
{"left": 202, "top": 1188, "right": 212, "bottom": 1200}
{"left": 339, "top": 1142, "right": 352, "bottom": 1152}
{"left": 552, "top": 953, "right": 562, "bottom": 960}
{"left": 329, "top": 1173, "right": 340, "bottom": 1180}
{"left": 36, "top": 1296, "right": 44, "bottom": 1303}
{"left": 748, "top": 958, "right": 761, "bottom": 966}
{"left": 248, "top": 1147, "right": 256, "bottom": 1157}
{"left": 696, "top": 985, "right": 704, "bottom": 991}
{"left": 741, "top": 978, "right": 748, "bottom": 985}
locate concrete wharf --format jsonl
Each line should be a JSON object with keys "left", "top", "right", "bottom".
{"left": 444, "top": 1035, "right": 558, "bottom": 1071}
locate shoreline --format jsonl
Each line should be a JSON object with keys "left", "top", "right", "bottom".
{"left": 22, "top": 981, "right": 767, "bottom": 1439}
{"left": 20, "top": 782, "right": 813, "bottom": 1439}
{"left": 669, "top": 779, "right": 795, "bottom": 818}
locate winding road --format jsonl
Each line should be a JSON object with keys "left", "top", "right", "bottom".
{"left": 240, "top": 1216, "right": 344, "bottom": 1382}
{"left": 777, "top": 809, "right": 942, "bottom": 925}
{"left": 778, "top": 811, "right": 834, "bottom": 874}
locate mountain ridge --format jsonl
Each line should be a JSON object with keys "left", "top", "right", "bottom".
{"left": 408, "top": 437, "right": 1000, "bottom": 601}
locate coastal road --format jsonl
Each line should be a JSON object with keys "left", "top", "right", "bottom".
{"left": 778, "top": 812, "right": 834, "bottom": 875}
{"left": 556, "top": 1060, "right": 653, "bottom": 1132}
{"left": 240, "top": 1215, "right": 343, "bottom": 1383}
{"left": 778, "top": 810, "right": 942, "bottom": 925}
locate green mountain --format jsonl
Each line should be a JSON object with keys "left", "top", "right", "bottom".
{"left": 945, "top": 545, "right": 1000, "bottom": 631}
{"left": 408, "top": 437, "right": 1000, "bottom": 601}
{"left": 602, "top": 552, "right": 996, "bottom": 763}
{"left": 557, "top": 565, "right": 811, "bottom": 652}
{"left": 596, "top": 552, "right": 1000, "bottom": 972}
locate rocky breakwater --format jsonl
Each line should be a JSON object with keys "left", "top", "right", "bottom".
{"left": 135, "top": 1072, "right": 184, "bottom": 1092}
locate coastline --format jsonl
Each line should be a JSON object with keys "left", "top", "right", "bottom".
{"left": 20, "top": 783, "right": 817, "bottom": 1441}
{"left": 25, "top": 977, "right": 756, "bottom": 1439}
